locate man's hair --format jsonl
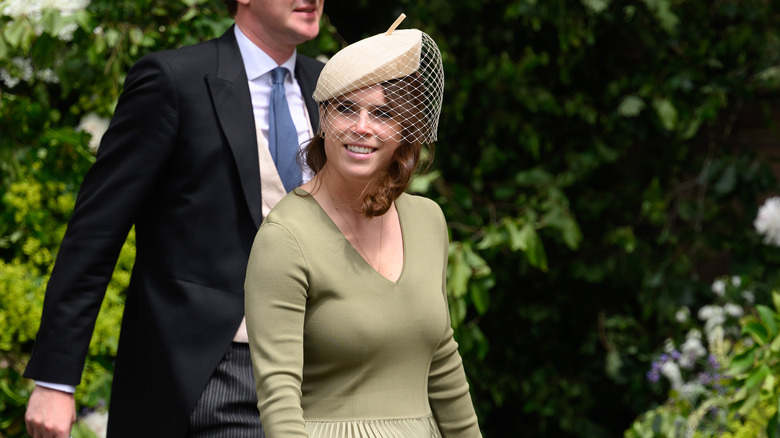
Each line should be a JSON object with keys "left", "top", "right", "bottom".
{"left": 222, "top": 0, "right": 237, "bottom": 17}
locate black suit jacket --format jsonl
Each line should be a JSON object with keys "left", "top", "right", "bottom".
{"left": 24, "top": 27, "right": 324, "bottom": 437}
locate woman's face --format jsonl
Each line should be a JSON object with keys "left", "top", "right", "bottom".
{"left": 322, "top": 84, "right": 403, "bottom": 184}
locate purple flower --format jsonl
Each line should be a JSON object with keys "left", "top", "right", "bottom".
{"left": 647, "top": 369, "right": 660, "bottom": 383}
{"left": 708, "top": 354, "right": 720, "bottom": 369}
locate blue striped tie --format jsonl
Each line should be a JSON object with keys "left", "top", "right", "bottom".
{"left": 269, "top": 67, "right": 302, "bottom": 192}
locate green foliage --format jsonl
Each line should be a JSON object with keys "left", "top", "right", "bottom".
{"left": 626, "top": 290, "right": 780, "bottom": 437}
{"left": 0, "top": 0, "right": 229, "bottom": 435}
{"left": 3, "top": 0, "right": 780, "bottom": 437}
{"left": 327, "top": 0, "right": 780, "bottom": 436}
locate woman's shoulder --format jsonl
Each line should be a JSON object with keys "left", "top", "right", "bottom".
{"left": 398, "top": 192, "right": 444, "bottom": 220}
{"left": 263, "top": 189, "right": 320, "bottom": 227}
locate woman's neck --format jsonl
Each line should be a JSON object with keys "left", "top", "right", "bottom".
{"left": 315, "top": 170, "right": 369, "bottom": 214}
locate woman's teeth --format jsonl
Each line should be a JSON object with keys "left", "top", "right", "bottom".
{"left": 346, "top": 145, "right": 373, "bottom": 154}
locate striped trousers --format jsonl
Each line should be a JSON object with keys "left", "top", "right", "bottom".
{"left": 187, "top": 343, "right": 264, "bottom": 438}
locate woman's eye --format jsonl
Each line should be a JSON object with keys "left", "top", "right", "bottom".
{"left": 335, "top": 103, "right": 356, "bottom": 114}
{"left": 373, "top": 108, "right": 393, "bottom": 118}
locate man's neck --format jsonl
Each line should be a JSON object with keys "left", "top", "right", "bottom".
{"left": 235, "top": 22, "right": 295, "bottom": 65}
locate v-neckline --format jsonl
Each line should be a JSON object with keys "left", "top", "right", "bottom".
{"left": 298, "top": 188, "right": 407, "bottom": 285}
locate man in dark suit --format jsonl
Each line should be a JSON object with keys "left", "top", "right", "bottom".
{"left": 23, "top": 0, "right": 325, "bottom": 437}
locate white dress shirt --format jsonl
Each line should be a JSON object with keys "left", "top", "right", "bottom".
{"left": 234, "top": 25, "right": 314, "bottom": 180}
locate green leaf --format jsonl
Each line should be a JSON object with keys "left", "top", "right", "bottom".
{"left": 560, "top": 216, "right": 582, "bottom": 250}
{"left": 505, "top": 219, "right": 524, "bottom": 252}
{"left": 3, "top": 20, "right": 29, "bottom": 49}
{"left": 737, "top": 386, "right": 762, "bottom": 416}
{"left": 773, "top": 291, "right": 780, "bottom": 313}
{"left": 771, "top": 335, "right": 780, "bottom": 353}
{"left": 652, "top": 97, "right": 678, "bottom": 130}
{"left": 743, "top": 320, "right": 769, "bottom": 345}
{"left": 0, "top": 37, "right": 8, "bottom": 60}
{"left": 476, "top": 225, "right": 505, "bottom": 250}
{"left": 470, "top": 283, "right": 490, "bottom": 315}
{"left": 40, "top": 9, "right": 63, "bottom": 36}
{"left": 407, "top": 170, "right": 440, "bottom": 193}
{"left": 448, "top": 296, "right": 467, "bottom": 327}
{"left": 0, "top": 379, "right": 26, "bottom": 405}
{"left": 448, "top": 244, "right": 470, "bottom": 298}
{"left": 105, "top": 28, "right": 120, "bottom": 47}
{"left": 728, "top": 348, "right": 756, "bottom": 375}
{"left": 517, "top": 224, "right": 548, "bottom": 271}
{"left": 756, "top": 304, "right": 779, "bottom": 337}
{"left": 129, "top": 28, "right": 144, "bottom": 46}
{"left": 181, "top": 7, "right": 199, "bottom": 22}
{"left": 581, "top": 0, "right": 611, "bottom": 13}
{"left": 617, "top": 95, "right": 645, "bottom": 117}
{"left": 767, "top": 399, "right": 780, "bottom": 438}
{"left": 743, "top": 364, "right": 771, "bottom": 391}
{"left": 713, "top": 163, "right": 737, "bottom": 195}
{"left": 463, "top": 245, "right": 489, "bottom": 274}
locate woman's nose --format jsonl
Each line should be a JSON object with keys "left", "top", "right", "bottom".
{"left": 352, "top": 110, "right": 372, "bottom": 135}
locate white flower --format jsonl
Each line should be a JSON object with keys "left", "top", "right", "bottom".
{"left": 724, "top": 303, "right": 743, "bottom": 318}
{"left": 661, "top": 361, "right": 684, "bottom": 390}
{"left": 731, "top": 276, "right": 742, "bottom": 287}
{"left": 1, "top": 0, "right": 41, "bottom": 18}
{"left": 2, "top": 0, "right": 89, "bottom": 19}
{"left": 77, "top": 113, "right": 110, "bottom": 152}
{"left": 742, "top": 290, "right": 755, "bottom": 304}
{"left": 49, "top": 0, "right": 90, "bottom": 16}
{"left": 0, "top": 57, "right": 35, "bottom": 88}
{"left": 711, "top": 279, "right": 726, "bottom": 297}
{"left": 0, "top": 69, "right": 20, "bottom": 88}
{"left": 679, "top": 333, "right": 707, "bottom": 369}
{"left": 680, "top": 381, "right": 703, "bottom": 401}
{"left": 675, "top": 306, "right": 690, "bottom": 323}
{"left": 755, "top": 196, "right": 780, "bottom": 247}
{"left": 699, "top": 305, "right": 726, "bottom": 339}
{"left": 79, "top": 410, "right": 107, "bottom": 438}
{"left": 36, "top": 68, "right": 60, "bottom": 84}
{"left": 13, "top": 57, "right": 34, "bottom": 81}
{"left": 57, "top": 22, "right": 78, "bottom": 41}
{"left": 698, "top": 305, "right": 724, "bottom": 322}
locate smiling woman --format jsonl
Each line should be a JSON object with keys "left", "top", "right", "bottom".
{"left": 244, "top": 14, "right": 482, "bottom": 438}
{"left": 302, "top": 23, "right": 443, "bottom": 216}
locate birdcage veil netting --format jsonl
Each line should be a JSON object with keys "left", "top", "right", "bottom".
{"left": 313, "top": 29, "right": 444, "bottom": 146}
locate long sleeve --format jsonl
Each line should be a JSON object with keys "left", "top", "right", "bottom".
{"left": 24, "top": 52, "right": 180, "bottom": 385}
{"left": 428, "top": 209, "right": 482, "bottom": 437}
{"left": 245, "top": 221, "right": 310, "bottom": 438}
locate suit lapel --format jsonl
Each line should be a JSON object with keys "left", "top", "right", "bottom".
{"left": 295, "top": 56, "right": 322, "bottom": 133}
{"left": 206, "top": 27, "right": 263, "bottom": 228}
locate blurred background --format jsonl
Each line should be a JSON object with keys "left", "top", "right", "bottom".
{"left": 2, "top": 0, "right": 780, "bottom": 437}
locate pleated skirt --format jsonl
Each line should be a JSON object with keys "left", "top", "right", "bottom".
{"left": 305, "top": 415, "right": 442, "bottom": 438}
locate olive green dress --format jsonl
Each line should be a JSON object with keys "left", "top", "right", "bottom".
{"left": 244, "top": 189, "right": 482, "bottom": 438}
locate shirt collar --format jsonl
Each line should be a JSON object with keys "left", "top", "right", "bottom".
{"left": 234, "top": 24, "right": 297, "bottom": 81}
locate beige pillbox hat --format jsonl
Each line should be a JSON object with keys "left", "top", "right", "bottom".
{"left": 313, "top": 15, "right": 444, "bottom": 144}
{"left": 313, "top": 28, "right": 424, "bottom": 102}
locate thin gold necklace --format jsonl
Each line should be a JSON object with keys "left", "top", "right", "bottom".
{"left": 326, "top": 180, "right": 383, "bottom": 272}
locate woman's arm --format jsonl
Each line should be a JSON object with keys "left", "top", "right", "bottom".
{"left": 428, "top": 206, "right": 482, "bottom": 437}
{"left": 245, "top": 221, "right": 310, "bottom": 438}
